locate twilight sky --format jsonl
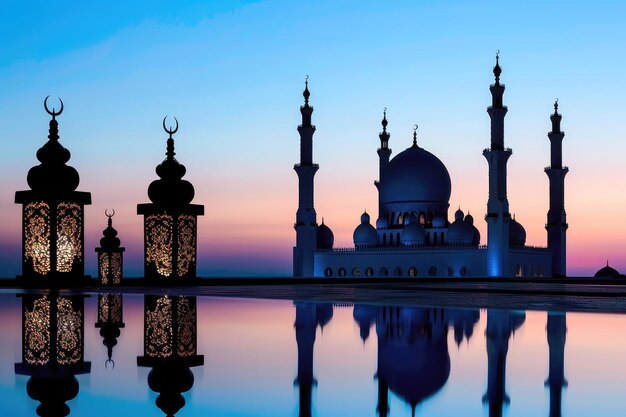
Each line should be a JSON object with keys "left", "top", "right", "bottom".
{"left": 1, "top": 0, "right": 625, "bottom": 277}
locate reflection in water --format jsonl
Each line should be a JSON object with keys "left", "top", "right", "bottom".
{"left": 483, "top": 310, "right": 526, "bottom": 417}
{"left": 353, "top": 305, "right": 480, "bottom": 416}
{"left": 137, "top": 295, "right": 204, "bottom": 417}
{"left": 293, "top": 302, "right": 333, "bottom": 417}
{"left": 546, "top": 312, "right": 567, "bottom": 417}
{"left": 95, "top": 293, "right": 125, "bottom": 368}
{"left": 14, "top": 294, "right": 90, "bottom": 417}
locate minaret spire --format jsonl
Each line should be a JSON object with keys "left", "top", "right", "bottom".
{"left": 412, "top": 124, "right": 418, "bottom": 147}
{"left": 483, "top": 51, "right": 512, "bottom": 277}
{"left": 293, "top": 76, "right": 319, "bottom": 277}
{"left": 545, "top": 99, "right": 568, "bottom": 277}
{"left": 375, "top": 108, "right": 392, "bottom": 220}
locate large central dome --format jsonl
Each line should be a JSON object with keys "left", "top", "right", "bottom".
{"left": 379, "top": 144, "right": 451, "bottom": 207}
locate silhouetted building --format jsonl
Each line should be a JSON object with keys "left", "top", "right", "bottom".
{"left": 95, "top": 210, "right": 125, "bottom": 285}
{"left": 294, "top": 56, "right": 568, "bottom": 278}
{"left": 137, "top": 118, "right": 204, "bottom": 281}
{"left": 95, "top": 293, "right": 125, "bottom": 368}
{"left": 483, "top": 309, "right": 525, "bottom": 417}
{"left": 594, "top": 261, "right": 624, "bottom": 278}
{"left": 137, "top": 295, "right": 204, "bottom": 417}
{"left": 293, "top": 302, "right": 333, "bottom": 417}
{"left": 546, "top": 312, "right": 567, "bottom": 417}
{"left": 15, "top": 97, "right": 91, "bottom": 286}
{"left": 15, "top": 293, "right": 91, "bottom": 417}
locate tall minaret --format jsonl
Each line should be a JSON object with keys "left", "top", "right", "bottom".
{"left": 293, "top": 77, "right": 319, "bottom": 277}
{"left": 545, "top": 100, "right": 568, "bottom": 277}
{"left": 545, "top": 312, "right": 567, "bottom": 417}
{"left": 294, "top": 303, "right": 317, "bottom": 417}
{"left": 483, "top": 52, "right": 512, "bottom": 277}
{"left": 375, "top": 109, "right": 391, "bottom": 218}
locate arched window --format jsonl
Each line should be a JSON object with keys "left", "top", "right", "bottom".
{"left": 447, "top": 266, "right": 453, "bottom": 277}
{"left": 324, "top": 267, "right": 333, "bottom": 277}
{"left": 433, "top": 233, "right": 438, "bottom": 245}
{"left": 530, "top": 265, "right": 535, "bottom": 277}
{"left": 397, "top": 213, "right": 403, "bottom": 225}
{"left": 352, "top": 267, "right": 360, "bottom": 277}
{"left": 419, "top": 212, "right": 426, "bottom": 225}
{"left": 440, "top": 232, "right": 444, "bottom": 244}
{"left": 379, "top": 267, "right": 389, "bottom": 277}
{"left": 515, "top": 264, "right": 523, "bottom": 277}
{"left": 389, "top": 212, "right": 394, "bottom": 224}
{"left": 538, "top": 264, "right": 544, "bottom": 277}
{"left": 396, "top": 233, "right": 401, "bottom": 246}
{"left": 365, "top": 267, "right": 374, "bottom": 277}
{"left": 338, "top": 267, "right": 347, "bottom": 277}
{"left": 428, "top": 266, "right": 437, "bottom": 277}
{"left": 460, "top": 266, "right": 468, "bottom": 277}
{"left": 408, "top": 266, "right": 417, "bottom": 277}
{"left": 425, "top": 232, "right": 430, "bottom": 246}
{"left": 383, "top": 233, "right": 387, "bottom": 246}
{"left": 389, "top": 233, "right": 394, "bottom": 246}
{"left": 395, "top": 267, "right": 403, "bottom": 277}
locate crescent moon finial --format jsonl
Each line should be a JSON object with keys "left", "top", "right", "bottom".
{"left": 105, "top": 209, "right": 115, "bottom": 218}
{"left": 413, "top": 124, "right": 418, "bottom": 131}
{"left": 44, "top": 96, "right": 64, "bottom": 119}
{"left": 496, "top": 49, "right": 500, "bottom": 57}
{"left": 162, "top": 116, "right": 179, "bottom": 138}
{"left": 105, "top": 359, "right": 115, "bottom": 369}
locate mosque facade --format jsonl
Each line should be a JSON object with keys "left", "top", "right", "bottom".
{"left": 293, "top": 57, "right": 568, "bottom": 278}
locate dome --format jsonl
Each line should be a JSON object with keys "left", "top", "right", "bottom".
{"left": 401, "top": 221, "right": 426, "bottom": 245}
{"left": 316, "top": 220, "right": 334, "bottom": 250}
{"left": 432, "top": 214, "right": 446, "bottom": 228}
{"left": 376, "top": 216, "right": 389, "bottom": 229}
{"left": 447, "top": 209, "right": 473, "bottom": 245}
{"left": 379, "top": 145, "right": 452, "bottom": 208}
{"left": 354, "top": 211, "right": 378, "bottom": 247}
{"left": 464, "top": 213, "right": 481, "bottom": 246}
{"left": 454, "top": 208, "right": 464, "bottom": 221}
{"left": 509, "top": 217, "right": 526, "bottom": 247}
{"left": 594, "top": 263, "right": 622, "bottom": 278}
{"left": 99, "top": 216, "right": 121, "bottom": 250}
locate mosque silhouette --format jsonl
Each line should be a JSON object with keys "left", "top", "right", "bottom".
{"left": 12, "top": 55, "right": 623, "bottom": 283}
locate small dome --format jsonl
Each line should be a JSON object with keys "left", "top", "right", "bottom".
{"left": 316, "top": 220, "right": 334, "bottom": 250}
{"left": 454, "top": 208, "right": 464, "bottom": 222}
{"left": 354, "top": 211, "right": 378, "bottom": 247}
{"left": 509, "top": 217, "right": 526, "bottom": 247}
{"left": 376, "top": 216, "right": 389, "bottom": 229}
{"left": 401, "top": 221, "right": 426, "bottom": 245}
{"left": 464, "top": 213, "right": 474, "bottom": 225}
{"left": 464, "top": 213, "right": 480, "bottom": 246}
{"left": 594, "top": 263, "right": 622, "bottom": 278}
{"left": 447, "top": 219, "right": 473, "bottom": 245}
{"left": 99, "top": 217, "right": 121, "bottom": 250}
{"left": 432, "top": 214, "right": 446, "bottom": 228}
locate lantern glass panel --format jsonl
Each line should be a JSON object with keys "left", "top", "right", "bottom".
{"left": 146, "top": 214, "right": 173, "bottom": 277}
{"left": 24, "top": 202, "right": 51, "bottom": 275}
{"left": 56, "top": 203, "right": 82, "bottom": 273}
{"left": 176, "top": 297, "right": 196, "bottom": 357}
{"left": 177, "top": 215, "right": 196, "bottom": 277}
{"left": 146, "top": 296, "right": 173, "bottom": 358}
{"left": 56, "top": 297, "right": 82, "bottom": 365}
{"left": 99, "top": 294, "right": 123, "bottom": 323}
{"left": 99, "top": 253, "right": 122, "bottom": 285}
{"left": 24, "top": 296, "right": 51, "bottom": 365}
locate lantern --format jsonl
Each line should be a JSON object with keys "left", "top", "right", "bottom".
{"left": 95, "top": 209, "right": 125, "bottom": 285}
{"left": 95, "top": 293, "right": 125, "bottom": 368}
{"left": 15, "top": 97, "right": 91, "bottom": 286}
{"left": 15, "top": 293, "right": 90, "bottom": 416}
{"left": 137, "top": 295, "right": 204, "bottom": 416}
{"left": 137, "top": 117, "right": 204, "bottom": 281}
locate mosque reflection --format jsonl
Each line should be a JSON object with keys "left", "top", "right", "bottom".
{"left": 15, "top": 293, "right": 90, "bottom": 417}
{"left": 137, "top": 295, "right": 203, "bottom": 417}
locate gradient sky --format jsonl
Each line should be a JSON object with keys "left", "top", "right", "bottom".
{"left": 1, "top": 0, "right": 625, "bottom": 277}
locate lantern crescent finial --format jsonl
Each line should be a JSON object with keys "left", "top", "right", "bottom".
{"left": 105, "top": 209, "right": 115, "bottom": 218}
{"left": 44, "top": 96, "right": 64, "bottom": 118}
{"left": 162, "top": 116, "right": 179, "bottom": 138}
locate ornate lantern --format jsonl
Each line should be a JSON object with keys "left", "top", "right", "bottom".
{"left": 15, "top": 293, "right": 90, "bottom": 416}
{"left": 95, "top": 293, "right": 125, "bottom": 368}
{"left": 137, "top": 295, "right": 204, "bottom": 416}
{"left": 15, "top": 97, "right": 91, "bottom": 285}
{"left": 137, "top": 117, "right": 204, "bottom": 281}
{"left": 95, "top": 210, "right": 125, "bottom": 285}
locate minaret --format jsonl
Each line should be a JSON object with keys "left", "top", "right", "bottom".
{"left": 294, "top": 303, "right": 318, "bottom": 417}
{"left": 545, "top": 312, "right": 567, "bottom": 417}
{"left": 375, "top": 108, "right": 391, "bottom": 218}
{"left": 293, "top": 77, "right": 319, "bottom": 277}
{"left": 545, "top": 100, "right": 568, "bottom": 277}
{"left": 483, "top": 52, "right": 512, "bottom": 277}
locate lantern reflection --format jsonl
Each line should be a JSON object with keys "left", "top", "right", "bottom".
{"left": 95, "top": 293, "right": 125, "bottom": 368}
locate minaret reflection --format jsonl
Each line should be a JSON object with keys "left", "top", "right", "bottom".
{"left": 137, "top": 295, "right": 203, "bottom": 417}
{"left": 546, "top": 312, "right": 567, "bottom": 417}
{"left": 293, "top": 302, "right": 333, "bottom": 417}
{"left": 15, "top": 293, "right": 90, "bottom": 417}
{"left": 483, "top": 310, "right": 526, "bottom": 417}
{"left": 95, "top": 293, "right": 125, "bottom": 368}
{"left": 353, "top": 305, "right": 479, "bottom": 417}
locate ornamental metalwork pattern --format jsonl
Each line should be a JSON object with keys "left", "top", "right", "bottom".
{"left": 99, "top": 293, "right": 123, "bottom": 324}
{"left": 56, "top": 297, "right": 82, "bottom": 365}
{"left": 24, "top": 202, "right": 51, "bottom": 275}
{"left": 176, "top": 297, "right": 196, "bottom": 357}
{"left": 56, "top": 203, "right": 82, "bottom": 273}
{"left": 145, "top": 297, "right": 173, "bottom": 358}
{"left": 146, "top": 214, "right": 173, "bottom": 277}
{"left": 177, "top": 215, "right": 196, "bottom": 277}
{"left": 99, "top": 253, "right": 122, "bottom": 285}
{"left": 24, "top": 296, "right": 51, "bottom": 365}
